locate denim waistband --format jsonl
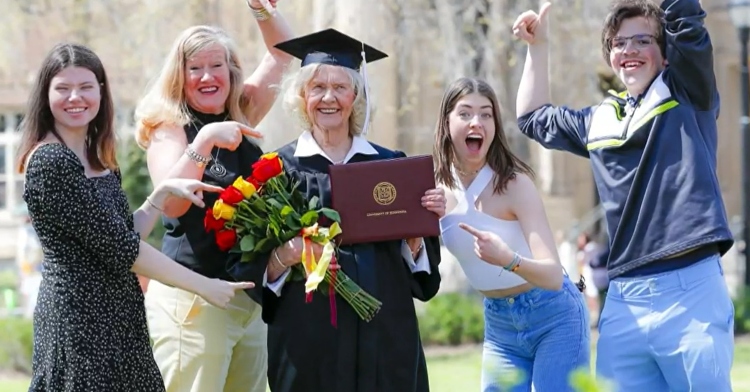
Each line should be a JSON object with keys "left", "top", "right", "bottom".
{"left": 609, "top": 254, "right": 722, "bottom": 298}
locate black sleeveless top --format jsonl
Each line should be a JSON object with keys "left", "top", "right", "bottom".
{"left": 160, "top": 108, "right": 264, "bottom": 280}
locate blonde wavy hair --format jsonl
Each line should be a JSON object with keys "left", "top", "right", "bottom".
{"left": 134, "top": 25, "right": 250, "bottom": 149}
{"left": 280, "top": 63, "right": 370, "bottom": 135}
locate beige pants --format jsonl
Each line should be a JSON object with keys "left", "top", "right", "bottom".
{"left": 145, "top": 280, "right": 268, "bottom": 392}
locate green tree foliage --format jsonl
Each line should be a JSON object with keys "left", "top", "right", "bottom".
{"left": 117, "top": 137, "right": 165, "bottom": 249}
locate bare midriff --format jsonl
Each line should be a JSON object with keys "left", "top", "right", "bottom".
{"left": 481, "top": 282, "right": 534, "bottom": 299}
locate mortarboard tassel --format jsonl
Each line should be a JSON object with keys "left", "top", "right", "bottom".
{"left": 360, "top": 43, "right": 371, "bottom": 136}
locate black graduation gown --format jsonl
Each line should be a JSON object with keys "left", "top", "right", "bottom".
{"left": 227, "top": 140, "right": 442, "bottom": 392}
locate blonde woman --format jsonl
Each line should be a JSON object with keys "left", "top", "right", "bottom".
{"left": 133, "top": 2, "right": 293, "bottom": 391}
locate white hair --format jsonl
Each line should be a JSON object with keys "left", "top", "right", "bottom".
{"left": 280, "top": 63, "right": 372, "bottom": 136}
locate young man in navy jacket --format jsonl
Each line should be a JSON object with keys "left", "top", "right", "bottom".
{"left": 513, "top": 0, "right": 734, "bottom": 390}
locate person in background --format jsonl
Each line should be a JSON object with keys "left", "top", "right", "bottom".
{"left": 14, "top": 204, "right": 43, "bottom": 318}
{"left": 577, "top": 232, "right": 601, "bottom": 320}
{"left": 589, "top": 244, "right": 610, "bottom": 319}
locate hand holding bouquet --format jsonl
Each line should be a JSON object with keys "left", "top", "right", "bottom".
{"left": 204, "top": 153, "right": 382, "bottom": 325}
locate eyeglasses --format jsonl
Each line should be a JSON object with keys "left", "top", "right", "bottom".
{"left": 608, "top": 34, "right": 657, "bottom": 52}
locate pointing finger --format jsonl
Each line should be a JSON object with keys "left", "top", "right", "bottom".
{"left": 238, "top": 124, "right": 263, "bottom": 139}
{"left": 198, "top": 184, "right": 225, "bottom": 193}
{"left": 458, "top": 223, "right": 484, "bottom": 238}
{"left": 231, "top": 281, "right": 256, "bottom": 290}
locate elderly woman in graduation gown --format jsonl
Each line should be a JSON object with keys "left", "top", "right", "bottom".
{"left": 227, "top": 28, "right": 445, "bottom": 392}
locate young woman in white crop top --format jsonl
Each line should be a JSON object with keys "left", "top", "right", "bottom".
{"left": 433, "top": 77, "right": 590, "bottom": 392}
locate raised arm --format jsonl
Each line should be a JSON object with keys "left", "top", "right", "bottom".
{"left": 242, "top": 0, "right": 295, "bottom": 126}
{"left": 661, "top": 0, "right": 717, "bottom": 110}
{"left": 514, "top": 2, "right": 592, "bottom": 157}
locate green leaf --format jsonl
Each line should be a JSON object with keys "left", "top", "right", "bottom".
{"left": 241, "top": 252, "right": 254, "bottom": 262}
{"left": 319, "top": 208, "right": 340, "bottom": 223}
{"left": 285, "top": 214, "right": 302, "bottom": 231}
{"left": 251, "top": 217, "right": 266, "bottom": 227}
{"left": 308, "top": 196, "right": 320, "bottom": 210}
{"left": 268, "top": 219, "right": 281, "bottom": 237}
{"left": 280, "top": 230, "right": 298, "bottom": 243}
{"left": 248, "top": 197, "right": 267, "bottom": 212}
{"left": 266, "top": 198, "right": 284, "bottom": 210}
{"left": 240, "top": 236, "right": 256, "bottom": 252}
{"left": 300, "top": 210, "right": 319, "bottom": 227}
{"left": 255, "top": 238, "right": 276, "bottom": 253}
{"left": 278, "top": 174, "right": 290, "bottom": 188}
{"left": 280, "top": 205, "right": 294, "bottom": 217}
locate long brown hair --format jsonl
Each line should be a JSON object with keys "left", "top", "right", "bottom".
{"left": 16, "top": 43, "right": 117, "bottom": 173}
{"left": 433, "top": 77, "right": 533, "bottom": 194}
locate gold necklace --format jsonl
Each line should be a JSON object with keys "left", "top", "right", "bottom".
{"left": 455, "top": 167, "right": 480, "bottom": 177}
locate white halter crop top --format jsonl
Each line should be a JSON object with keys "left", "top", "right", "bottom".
{"left": 439, "top": 165, "right": 531, "bottom": 291}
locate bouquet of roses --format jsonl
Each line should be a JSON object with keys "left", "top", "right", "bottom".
{"left": 204, "top": 152, "right": 382, "bottom": 325}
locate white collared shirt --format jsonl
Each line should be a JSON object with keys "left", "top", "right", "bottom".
{"left": 264, "top": 132, "right": 431, "bottom": 296}
{"left": 293, "top": 131, "right": 378, "bottom": 164}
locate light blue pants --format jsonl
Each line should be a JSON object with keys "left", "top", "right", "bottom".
{"left": 596, "top": 255, "right": 734, "bottom": 391}
{"left": 481, "top": 277, "right": 591, "bottom": 391}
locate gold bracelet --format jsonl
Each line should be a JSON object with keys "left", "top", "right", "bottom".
{"left": 247, "top": 1, "right": 271, "bottom": 21}
{"left": 273, "top": 250, "right": 287, "bottom": 269}
{"left": 146, "top": 197, "right": 163, "bottom": 212}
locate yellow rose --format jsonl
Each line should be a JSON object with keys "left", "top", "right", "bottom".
{"left": 212, "top": 199, "right": 236, "bottom": 220}
{"left": 232, "top": 177, "right": 257, "bottom": 198}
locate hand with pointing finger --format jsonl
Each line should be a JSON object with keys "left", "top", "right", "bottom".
{"left": 198, "top": 278, "right": 255, "bottom": 309}
{"left": 512, "top": 2, "right": 551, "bottom": 46}
{"left": 459, "top": 222, "right": 515, "bottom": 268}
{"left": 152, "top": 178, "right": 224, "bottom": 209}
{"left": 197, "top": 120, "right": 263, "bottom": 151}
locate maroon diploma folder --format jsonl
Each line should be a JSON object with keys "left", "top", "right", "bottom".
{"left": 329, "top": 155, "right": 440, "bottom": 245}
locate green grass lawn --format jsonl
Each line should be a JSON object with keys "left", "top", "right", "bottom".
{"left": 3, "top": 338, "right": 750, "bottom": 392}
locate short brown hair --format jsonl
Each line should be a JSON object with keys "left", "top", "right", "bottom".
{"left": 600, "top": 0, "right": 666, "bottom": 63}
{"left": 433, "top": 78, "right": 533, "bottom": 195}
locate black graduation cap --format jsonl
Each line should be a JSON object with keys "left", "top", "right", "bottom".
{"left": 274, "top": 28, "right": 388, "bottom": 70}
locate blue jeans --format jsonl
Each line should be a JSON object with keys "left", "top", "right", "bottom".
{"left": 596, "top": 255, "right": 734, "bottom": 391}
{"left": 482, "top": 277, "right": 591, "bottom": 391}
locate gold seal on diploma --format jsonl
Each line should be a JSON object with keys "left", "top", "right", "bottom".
{"left": 373, "top": 182, "right": 397, "bottom": 205}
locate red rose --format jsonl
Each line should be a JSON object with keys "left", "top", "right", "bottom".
{"left": 246, "top": 177, "right": 261, "bottom": 189}
{"left": 251, "top": 156, "right": 283, "bottom": 183}
{"left": 204, "top": 209, "right": 226, "bottom": 232}
{"left": 219, "top": 186, "right": 244, "bottom": 205}
{"left": 215, "top": 229, "right": 238, "bottom": 252}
